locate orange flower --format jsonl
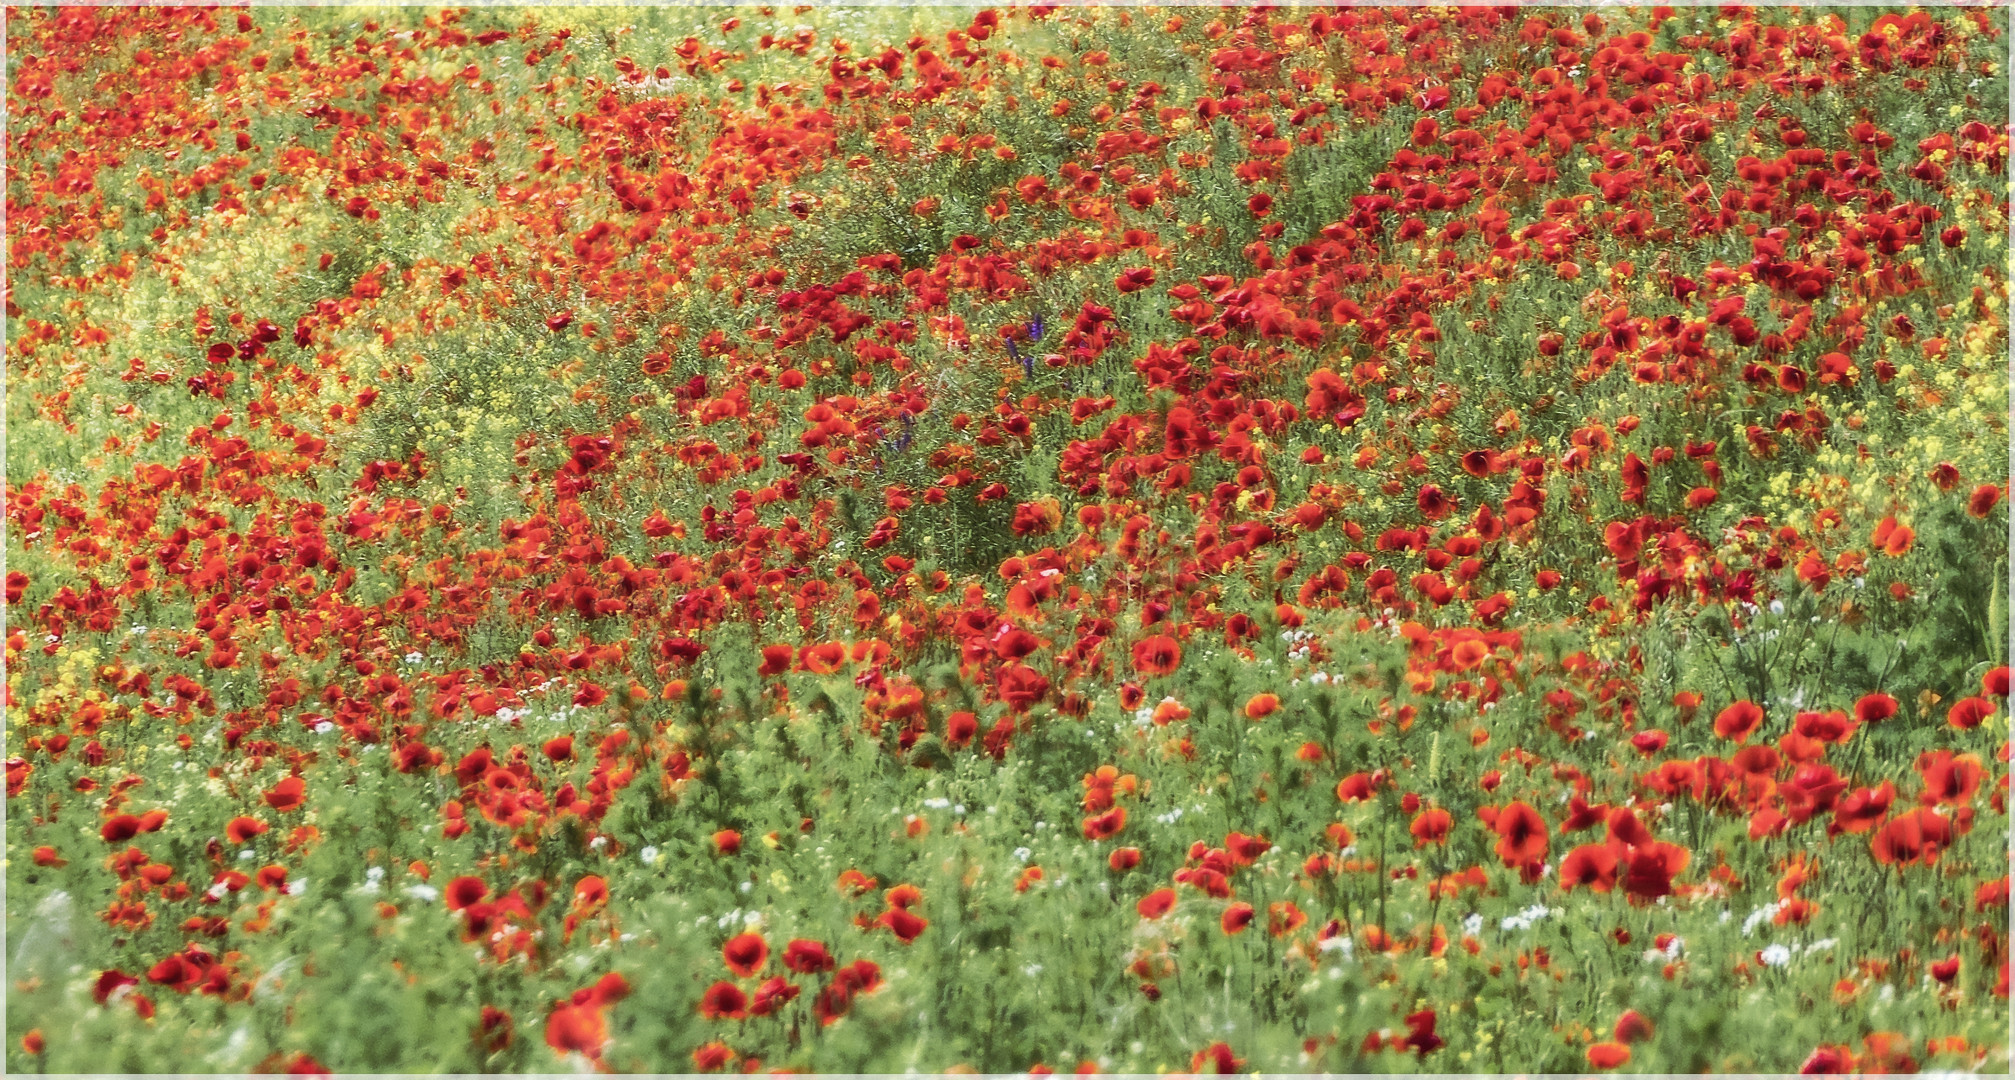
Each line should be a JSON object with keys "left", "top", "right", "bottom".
{"left": 1448, "top": 638, "right": 1490, "bottom": 671}
{"left": 1267, "top": 901, "right": 1307, "bottom": 937}
{"left": 1242, "top": 693, "right": 1280, "bottom": 720}
{"left": 1586, "top": 1042, "right": 1631, "bottom": 1069}
{"left": 1871, "top": 515, "right": 1913, "bottom": 556}
{"left": 1136, "top": 888, "right": 1176, "bottom": 919}
{"left": 692, "top": 1041, "right": 735, "bottom": 1071}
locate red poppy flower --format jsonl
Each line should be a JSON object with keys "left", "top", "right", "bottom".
{"left": 1191, "top": 1043, "right": 1241, "bottom": 1074}
{"left": 1834, "top": 782, "right": 1896, "bottom": 834}
{"left": 225, "top": 816, "right": 268, "bottom": 844}
{"left": 1855, "top": 693, "right": 1899, "bottom": 724}
{"left": 546, "top": 1003, "right": 607, "bottom": 1057}
{"left": 1335, "top": 772, "right": 1377, "bottom": 802}
{"left": 101, "top": 814, "right": 142, "bottom": 843}
{"left": 692, "top": 1042, "right": 735, "bottom": 1071}
{"left": 1800, "top": 1045, "right": 1856, "bottom": 1073}
{"left": 1404, "top": 1009, "right": 1444, "bottom": 1056}
{"left": 1969, "top": 484, "right": 2003, "bottom": 518}
{"left": 1108, "top": 847, "right": 1141, "bottom": 872}
{"left": 698, "top": 981, "right": 748, "bottom": 1020}
{"left": 1559, "top": 844, "right": 1620, "bottom": 893}
{"left": 750, "top": 975, "right": 800, "bottom": 1017}
{"left": 782, "top": 939, "right": 835, "bottom": 974}
{"left": 1415, "top": 484, "right": 1454, "bottom": 520}
{"left": 1792, "top": 710, "right": 1855, "bottom": 743}
{"left": 1630, "top": 730, "right": 1670, "bottom": 755}
{"left": 1985, "top": 666, "right": 2010, "bottom": 697}
{"left": 722, "top": 932, "right": 768, "bottom": 977}
{"left": 1409, "top": 809, "right": 1452, "bottom": 847}
{"left": 996, "top": 662, "right": 1050, "bottom": 712}
{"left": 1242, "top": 693, "right": 1280, "bottom": 720}
{"left": 1613, "top": 1010, "right": 1654, "bottom": 1044}
{"left": 1491, "top": 801, "right": 1549, "bottom": 868}
{"left": 1714, "top": 699, "right": 1765, "bottom": 743}
{"left": 1131, "top": 635, "right": 1181, "bottom": 677}
{"left": 878, "top": 907, "right": 928, "bottom": 943}
{"left": 1870, "top": 807, "right": 1954, "bottom": 866}
{"left": 1082, "top": 806, "right": 1127, "bottom": 840}
{"left": 1224, "top": 832, "right": 1270, "bottom": 864}
{"left": 1620, "top": 841, "right": 1690, "bottom": 902}
{"left": 1916, "top": 751, "right": 1984, "bottom": 806}
{"left": 758, "top": 645, "right": 794, "bottom": 676}
{"left": 263, "top": 776, "right": 306, "bottom": 813}
{"left": 799, "top": 642, "right": 846, "bottom": 674}
{"left": 94, "top": 969, "right": 138, "bottom": 1005}
{"left": 837, "top": 959, "right": 881, "bottom": 993}
{"left": 1220, "top": 903, "right": 1255, "bottom": 935}
{"left": 445, "top": 876, "right": 488, "bottom": 912}
{"left": 1947, "top": 696, "right": 1995, "bottom": 730}
{"left": 1136, "top": 888, "right": 1176, "bottom": 919}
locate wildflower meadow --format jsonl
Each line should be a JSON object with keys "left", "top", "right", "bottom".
{"left": 4, "top": 4, "right": 2011, "bottom": 1073}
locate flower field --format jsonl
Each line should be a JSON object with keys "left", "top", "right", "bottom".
{"left": 6, "top": 3, "right": 2013, "bottom": 1073}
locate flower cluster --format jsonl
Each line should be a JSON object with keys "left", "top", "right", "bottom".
{"left": 4, "top": 4, "right": 2009, "bottom": 1073}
